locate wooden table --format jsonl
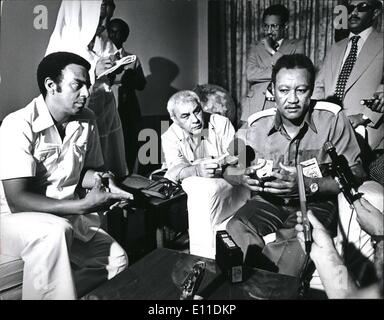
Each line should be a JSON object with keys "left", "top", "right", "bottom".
{"left": 83, "top": 248, "right": 300, "bottom": 300}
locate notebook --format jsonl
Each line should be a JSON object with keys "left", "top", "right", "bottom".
{"left": 97, "top": 54, "right": 136, "bottom": 79}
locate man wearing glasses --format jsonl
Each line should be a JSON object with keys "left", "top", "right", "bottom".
{"left": 313, "top": 0, "right": 383, "bottom": 154}
{"left": 242, "top": 4, "right": 304, "bottom": 122}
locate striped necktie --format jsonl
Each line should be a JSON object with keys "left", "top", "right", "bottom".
{"left": 334, "top": 35, "right": 360, "bottom": 102}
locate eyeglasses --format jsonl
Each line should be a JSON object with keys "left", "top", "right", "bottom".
{"left": 347, "top": 2, "right": 373, "bottom": 14}
{"left": 263, "top": 23, "right": 281, "bottom": 31}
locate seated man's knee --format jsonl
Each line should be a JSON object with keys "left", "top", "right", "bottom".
{"left": 359, "top": 180, "right": 383, "bottom": 211}
{"left": 48, "top": 218, "right": 74, "bottom": 243}
{"left": 107, "top": 242, "right": 129, "bottom": 279}
{"left": 183, "top": 177, "right": 229, "bottom": 197}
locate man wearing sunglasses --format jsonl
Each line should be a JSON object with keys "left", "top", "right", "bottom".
{"left": 313, "top": 0, "right": 383, "bottom": 155}
{"left": 242, "top": 4, "right": 304, "bottom": 122}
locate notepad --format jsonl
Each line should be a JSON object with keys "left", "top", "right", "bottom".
{"left": 97, "top": 54, "right": 136, "bottom": 79}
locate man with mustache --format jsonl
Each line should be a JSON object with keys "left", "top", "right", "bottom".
{"left": 313, "top": 0, "right": 383, "bottom": 153}
{"left": 224, "top": 54, "right": 365, "bottom": 277}
{"left": 242, "top": 4, "right": 304, "bottom": 122}
{"left": 0, "top": 52, "right": 133, "bottom": 299}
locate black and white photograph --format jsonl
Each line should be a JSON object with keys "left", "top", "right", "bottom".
{"left": 0, "top": 0, "right": 383, "bottom": 307}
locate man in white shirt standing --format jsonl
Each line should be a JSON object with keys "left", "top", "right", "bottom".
{"left": 0, "top": 52, "right": 133, "bottom": 299}
{"left": 162, "top": 91, "right": 250, "bottom": 259}
{"left": 313, "top": 0, "right": 383, "bottom": 152}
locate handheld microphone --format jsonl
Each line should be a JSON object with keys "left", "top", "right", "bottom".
{"left": 323, "top": 141, "right": 361, "bottom": 205}
{"left": 297, "top": 164, "right": 312, "bottom": 253}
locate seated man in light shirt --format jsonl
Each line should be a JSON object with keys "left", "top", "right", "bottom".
{"left": 0, "top": 52, "right": 133, "bottom": 300}
{"left": 161, "top": 90, "right": 250, "bottom": 259}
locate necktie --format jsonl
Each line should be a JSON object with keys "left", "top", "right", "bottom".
{"left": 334, "top": 36, "right": 360, "bottom": 102}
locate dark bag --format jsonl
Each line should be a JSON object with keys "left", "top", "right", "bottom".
{"left": 120, "top": 174, "right": 182, "bottom": 200}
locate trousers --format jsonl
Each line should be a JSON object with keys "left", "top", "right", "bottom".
{"left": 226, "top": 194, "right": 337, "bottom": 276}
{"left": 182, "top": 177, "right": 251, "bottom": 259}
{"left": 0, "top": 212, "right": 128, "bottom": 300}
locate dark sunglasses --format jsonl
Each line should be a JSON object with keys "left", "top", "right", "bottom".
{"left": 347, "top": 2, "right": 373, "bottom": 14}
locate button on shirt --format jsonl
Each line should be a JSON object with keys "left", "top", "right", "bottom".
{"left": 162, "top": 113, "right": 235, "bottom": 182}
{"left": 244, "top": 101, "right": 362, "bottom": 176}
{"left": 0, "top": 95, "right": 104, "bottom": 241}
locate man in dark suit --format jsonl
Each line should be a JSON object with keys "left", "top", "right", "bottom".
{"left": 242, "top": 4, "right": 304, "bottom": 121}
{"left": 313, "top": 0, "right": 383, "bottom": 152}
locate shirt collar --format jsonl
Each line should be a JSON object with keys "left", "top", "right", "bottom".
{"left": 349, "top": 26, "right": 373, "bottom": 43}
{"left": 31, "top": 95, "right": 55, "bottom": 133}
{"left": 268, "top": 103, "right": 318, "bottom": 136}
{"left": 31, "top": 95, "right": 88, "bottom": 134}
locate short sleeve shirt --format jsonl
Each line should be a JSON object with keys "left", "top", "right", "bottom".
{"left": 161, "top": 113, "right": 235, "bottom": 182}
{"left": 242, "top": 101, "right": 363, "bottom": 175}
{"left": 0, "top": 95, "right": 104, "bottom": 240}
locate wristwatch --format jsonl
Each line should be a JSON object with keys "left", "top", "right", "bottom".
{"left": 309, "top": 182, "right": 319, "bottom": 195}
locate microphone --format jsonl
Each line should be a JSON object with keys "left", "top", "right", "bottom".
{"left": 323, "top": 141, "right": 361, "bottom": 205}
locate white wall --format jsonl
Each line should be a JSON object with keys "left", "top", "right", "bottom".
{"left": 0, "top": 0, "right": 208, "bottom": 120}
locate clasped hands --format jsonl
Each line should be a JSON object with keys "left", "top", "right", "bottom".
{"left": 242, "top": 162, "right": 299, "bottom": 196}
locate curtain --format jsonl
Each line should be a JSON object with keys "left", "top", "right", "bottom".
{"left": 209, "top": 0, "right": 384, "bottom": 125}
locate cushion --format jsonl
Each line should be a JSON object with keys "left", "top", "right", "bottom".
{"left": 0, "top": 254, "right": 23, "bottom": 299}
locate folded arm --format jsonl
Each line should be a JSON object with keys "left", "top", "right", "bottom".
{"left": 246, "top": 44, "right": 277, "bottom": 84}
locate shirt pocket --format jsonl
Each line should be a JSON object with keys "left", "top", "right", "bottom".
{"left": 299, "top": 149, "right": 321, "bottom": 163}
{"left": 72, "top": 141, "right": 88, "bottom": 167}
{"left": 34, "top": 146, "right": 59, "bottom": 165}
